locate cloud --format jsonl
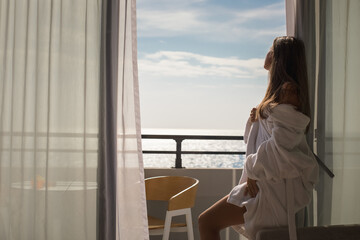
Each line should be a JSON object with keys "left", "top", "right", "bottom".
{"left": 137, "top": 1, "right": 286, "bottom": 41}
{"left": 233, "top": 2, "right": 285, "bottom": 22}
{"left": 138, "top": 51, "right": 267, "bottom": 80}
{"left": 192, "top": 83, "right": 267, "bottom": 90}
{"left": 137, "top": 9, "right": 208, "bottom": 36}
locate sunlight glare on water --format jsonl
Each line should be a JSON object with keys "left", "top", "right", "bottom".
{"left": 141, "top": 128, "right": 246, "bottom": 168}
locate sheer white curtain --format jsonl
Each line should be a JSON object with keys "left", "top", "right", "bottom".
{"left": 285, "top": 0, "right": 360, "bottom": 227}
{"left": 0, "top": 1, "right": 101, "bottom": 239}
{"left": 0, "top": 0, "right": 148, "bottom": 239}
{"left": 322, "top": 0, "right": 360, "bottom": 225}
{"left": 115, "top": 0, "right": 149, "bottom": 239}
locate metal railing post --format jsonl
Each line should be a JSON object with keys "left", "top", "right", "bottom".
{"left": 174, "top": 138, "right": 184, "bottom": 168}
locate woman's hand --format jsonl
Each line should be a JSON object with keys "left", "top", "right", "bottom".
{"left": 250, "top": 108, "right": 257, "bottom": 122}
{"left": 244, "top": 177, "right": 259, "bottom": 198}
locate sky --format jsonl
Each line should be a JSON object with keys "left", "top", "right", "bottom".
{"left": 137, "top": 0, "right": 286, "bottom": 133}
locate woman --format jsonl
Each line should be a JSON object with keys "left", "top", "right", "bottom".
{"left": 198, "top": 36, "right": 319, "bottom": 240}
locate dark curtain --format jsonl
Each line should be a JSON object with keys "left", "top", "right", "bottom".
{"left": 98, "top": 0, "right": 119, "bottom": 239}
{"left": 294, "top": 0, "right": 333, "bottom": 226}
{"left": 293, "top": 0, "right": 317, "bottom": 227}
{"left": 315, "top": 0, "right": 333, "bottom": 226}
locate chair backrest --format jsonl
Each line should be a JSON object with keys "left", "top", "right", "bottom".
{"left": 145, "top": 176, "right": 199, "bottom": 211}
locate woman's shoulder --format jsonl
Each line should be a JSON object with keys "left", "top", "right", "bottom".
{"left": 279, "top": 82, "right": 300, "bottom": 108}
{"left": 269, "top": 104, "right": 310, "bottom": 130}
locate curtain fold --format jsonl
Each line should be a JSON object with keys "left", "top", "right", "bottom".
{"left": 98, "top": 0, "right": 119, "bottom": 238}
{"left": 285, "top": 0, "right": 317, "bottom": 227}
{"left": 116, "top": 0, "right": 149, "bottom": 238}
{"left": 98, "top": 0, "right": 149, "bottom": 239}
{"left": 315, "top": 0, "right": 332, "bottom": 225}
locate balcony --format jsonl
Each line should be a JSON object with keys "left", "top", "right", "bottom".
{"left": 142, "top": 134, "right": 247, "bottom": 240}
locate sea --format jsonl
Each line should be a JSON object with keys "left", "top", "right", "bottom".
{"left": 141, "top": 128, "right": 246, "bottom": 169}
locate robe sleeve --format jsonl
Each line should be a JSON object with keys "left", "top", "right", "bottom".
{"left": 244, "top": 117, "right": 252, "bottom": 144}
{"left": 245, "top": 105, "right": 317, "bottom": 181}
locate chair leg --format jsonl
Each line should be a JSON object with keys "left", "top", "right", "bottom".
{"left": 185, "top": 208, "right": 194, "bottom": 240}
{"left": 162, "top": 212, "right": 172, "bottom": 240}
{"left": 161, "top": 209, "right": 194, "bottom": 240}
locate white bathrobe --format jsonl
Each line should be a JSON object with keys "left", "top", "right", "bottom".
{"left": 227, "top": 104, "right": 318, "bottom": 240}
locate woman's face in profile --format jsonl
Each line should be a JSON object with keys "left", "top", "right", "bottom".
{"left": 264, "top": 48, "right": 273, "bottom": 71}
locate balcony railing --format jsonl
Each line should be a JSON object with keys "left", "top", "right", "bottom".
{"left": 141, "top": 134, "right": 245, "bottom": 168}
{"left": 141, "top": 134, "right": 335, "bottom": 178}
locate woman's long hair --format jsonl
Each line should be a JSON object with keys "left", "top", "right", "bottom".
{"left": 257, "top": 36, "right": 311, "bottom": 122}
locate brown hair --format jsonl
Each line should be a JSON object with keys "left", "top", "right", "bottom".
{"left": 257, "top": 36, "right": 311, "bottom": 122}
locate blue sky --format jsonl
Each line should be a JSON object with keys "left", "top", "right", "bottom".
{"left": 137, "top": 0, "right": 286, "bottom": 132}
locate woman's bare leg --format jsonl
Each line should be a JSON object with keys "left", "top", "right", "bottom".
{"left": 198, "top": 195, "right": 246, "bottom": 240}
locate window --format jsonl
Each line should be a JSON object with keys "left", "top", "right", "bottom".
{"left": 137, "top": 0, "right": 286, "bottom": 168}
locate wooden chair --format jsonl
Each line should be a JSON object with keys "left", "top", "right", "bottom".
{"left": 145, "top": 176, "right": 199, "bottom": 240}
